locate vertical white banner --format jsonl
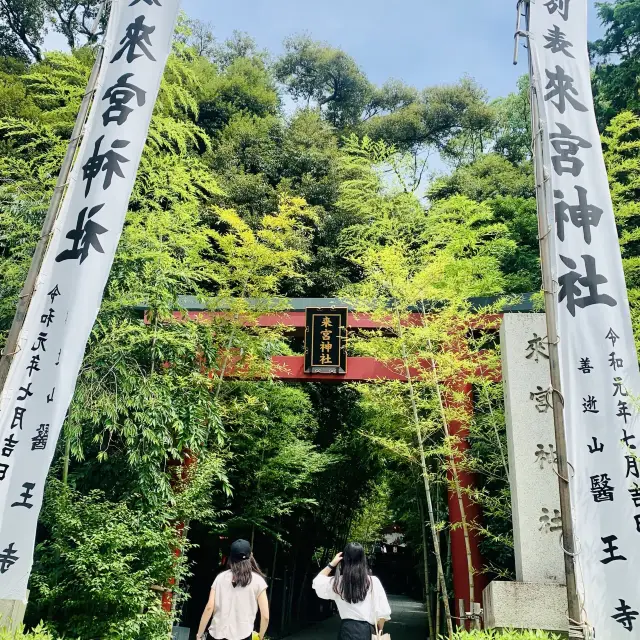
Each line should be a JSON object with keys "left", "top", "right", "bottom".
{"left": 0, "top": 0, "right": 180, "bottom": 600}
{"left": 529, "top": 0, "right": 640, "bottom": 636}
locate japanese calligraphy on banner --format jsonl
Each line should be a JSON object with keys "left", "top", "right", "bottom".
{"left": 529, "top": 0, "right": 640, "bottom": 635}
{"left": 0, "top": 0, "right": 179, "bottom": 600}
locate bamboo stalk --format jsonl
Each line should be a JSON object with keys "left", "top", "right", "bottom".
{"left": 418, "top": 493, "right": 436, "bottom": 639}
{"left": 396, "top": 315, "right": 453, "bottom": 637}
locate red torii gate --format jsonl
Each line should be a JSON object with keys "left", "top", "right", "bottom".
{"left": 158, "top": 295, "right": 532, "bottom": 620}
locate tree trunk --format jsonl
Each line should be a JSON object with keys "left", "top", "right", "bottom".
{"left": 269, "top": 539, "right": 279, "bottom": 608}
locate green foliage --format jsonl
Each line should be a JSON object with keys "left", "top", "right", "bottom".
{"left": 30, "top": 481, "right": 177, "bottom": 639}
{"left": 0, "top": 625, "right": 55, "bottom": 640}
{"left": 446, "top": 631, "right": 561, "bottom": 640}
{"left": 592, "top": 0, "right": 640, "bottom": 126}
{"left": 491, "top": 75, "right": 531, "bottom": 165}
{"left": 275, "top": 35, "right": 373, "bottom": 129}
{"left": 603, "top": 109, "right": 640, "bottom": 339}
{"left": 197, "top": 56, "right": 278, "bottom": 135}
{"left": 428, "top": 154, "right": 534, "bottom": 203}
{"left": 0, "top": 0, "right": 45, "bottom": 61}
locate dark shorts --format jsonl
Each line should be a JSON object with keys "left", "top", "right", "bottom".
{"left": 338, "top": 619, "right": 374, "bottom": 640}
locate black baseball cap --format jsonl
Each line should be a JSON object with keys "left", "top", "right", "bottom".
{"left": 230, "top": 539, "right": 252, "bottom": 562}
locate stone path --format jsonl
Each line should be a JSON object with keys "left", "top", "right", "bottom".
{"left": 286, "top": 595, "right": 430, "bottom": 640}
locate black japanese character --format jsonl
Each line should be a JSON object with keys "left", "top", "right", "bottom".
{"left": 47, "top": 285, "right": 61, "bottom": 303}
{"left": 588, "top": 437, "right": 604, "bottom": 453}
{"left": 55, "top": 349, "right": 61, "bottom": 366}
{"left": 591, "top": 473, "right": 615, "bottom": 502}
{"left": 111, "top": 15, "right": 157, "bottom": 63}
{"left": 0, "top": 464, "right": 8, "bottom": 481}
{"left": 31, "top": 332, "right": 47, "bottom": 353}
{"left": 558, "top": 255, "right": 617, "bottom": 317}
{"left": 526, "top": 333, "right": 549, "bottom": 362}
{"left": 544, "top": 65, "right": 588, "bottom": 114}
{"left": 544, "top": 24, "right": 574, "bottom": 57}
{"left": 40, "top": 308, "right": 55, "bottom": 327}
{"left": 130, "top": 0, "right": 161, "bottom": 5}
{"left": 554, "top": 187, "right": 603, "bottom": 244}
{"left": 10, "top": 406, "right": 25, "bottom": 431}
{"left": 545, "top": 0, "right": 570, "bottom": 20}
{"left": 530, "top": 386, "right": 551, "bottom": 413}
{"left": 636, "top": 514, "right": 640, "bottom": 533}
{"left": 26, "top": 355, "right": 40, "bottom": 377}
{"left": 16, "top": 384, "right": 32, "bottom": 402}
{"left": 622, "top": 430, "right": 637, "bottom": 450}
{"left": 606, "top": 328, "right": 621, "bottom": 348}
{"left": 613, "top": 599, "right": 638, "bottom": 632}
{"left": 535, "top": 444, "right": 557, "bottom": 469}
{"left": 102, "top": 73, "right": 147, "bottom": 126}
{"left": 549, "top": 124, "right": 591, "bottom": 177}
{"left": 578, "top": 358, "right": 594, "bottom": 373}
{"left": 55, "top": 204, "right": 108, "bottom": 265}
{"left": 31, "top": 424, "right": 49, "bottom": 451}
{"left": 46, "top": 388, "right": 55, "bottom": 404}
{"left": 618, "top": 401, "right": 632, "bottom": 424}
{"left": 583, "top": 395, "right": 599, "bottom": 414}
{"left": 614, "top": 377, "right": 629, "bottom": 397}
{"left": 1, "top": 434, "right": 18, "bottom": 458}
{"left": 610, "top": 352, "right": 624, "bottom": 370}
{"left": 539, "top": 507, "right": 562, "bottom": 533}
{"left": 629, "top": 483, "right": 640, "bottom": 507}
{"left": 82, "top": 136, "right": 130, "bottom": 196}
{"left": 601, "top": 535, "right": 627, "bottom": 564}
{"left": 626, "top": 455, "right": 639, "bottom": 479}
{"left": 0, "top": 543, "right": 19, "bottom": 574}
{"left": 11, "top": 482, "right": 35, "bottom": 509}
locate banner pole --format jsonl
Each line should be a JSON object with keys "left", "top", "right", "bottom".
{"left": 0, "top": 36, "right": 106, "bottom": 393}
{"left": 519, "top": 1, "right": 584, "bottom": 636}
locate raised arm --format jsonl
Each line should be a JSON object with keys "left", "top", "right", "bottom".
{"left": 257, "top": 588, "right": 270, "bottom": 640}
{"left": 197, "top": 588, "right": 215, "bottom": 640}
{"left": 312, "top": 552, "right": 343, "bottom": 600}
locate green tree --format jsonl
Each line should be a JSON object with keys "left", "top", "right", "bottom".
{"left": 591, "top": 0, "right": 640, "bottom": 125}
{"left": 602, "top": 109, "right": 640, "bottom": 338}
{"left": 0, "top": 0, "right": 45, "bottom": 61}
{"left": 274, "top": 35, "right": 373, "bottom": 129}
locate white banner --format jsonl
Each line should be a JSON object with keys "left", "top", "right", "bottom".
{"left": 0, "top": 0, "right": 179, "bottom": 600}
{"left": 529, "top": 0, "right": 640, "bottom": 636}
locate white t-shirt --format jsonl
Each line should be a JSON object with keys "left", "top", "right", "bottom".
{"left": 209, "top": 570, "right": 268, "bottom": 640}
{"left": 312, "top": 573, "right": 392, "bottom": 624}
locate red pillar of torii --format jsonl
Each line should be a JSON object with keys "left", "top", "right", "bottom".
{"left": 162, "top": 302, "right": 503, "bottom": 619}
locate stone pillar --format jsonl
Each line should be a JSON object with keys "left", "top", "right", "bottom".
{"left": 502, "top": 313, "right": 564, "bottom": 584}
{"left": 0, "top": 593, "right": 28, "bottom": 631}
{"left": 483, "top": 314, "right": 567, "bottom": 633}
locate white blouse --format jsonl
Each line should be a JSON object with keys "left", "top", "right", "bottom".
{"left": 209, "top": 570, "right": 268, "bottom": 640}
{"left": 312, "top": 573, "right": 392, "bottom": 624}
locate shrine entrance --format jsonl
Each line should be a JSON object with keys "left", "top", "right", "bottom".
{"left": 169, "top": 295, "right": 529, "bottom": 636}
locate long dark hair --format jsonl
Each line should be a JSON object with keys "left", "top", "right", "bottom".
{"left": 332, "top": 542, "right": 371, "bottom": 604}
{"left": 229, "top": 555, "right": 266, "bottom": 588}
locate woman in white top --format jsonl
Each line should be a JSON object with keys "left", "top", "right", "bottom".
{"left": 197, "top": 539, "right": 270, "bottom": 640}
{"left": 313, "top": 542, "right": 391, "bottom": 640}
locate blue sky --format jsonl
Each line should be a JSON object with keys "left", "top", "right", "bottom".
{"left": 180, "top": 0, "right": 606, "bottom": 100}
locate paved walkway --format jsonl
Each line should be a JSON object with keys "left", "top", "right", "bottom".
{"left": 286, "top": 595, "right": 430, "bottom": 640}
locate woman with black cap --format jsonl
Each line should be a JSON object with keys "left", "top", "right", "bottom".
{"left": 313, "top": 542, "right": 391, "bottom": 640}
{"left": 197, "top": 539, "right": 270, "bottom": 640}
